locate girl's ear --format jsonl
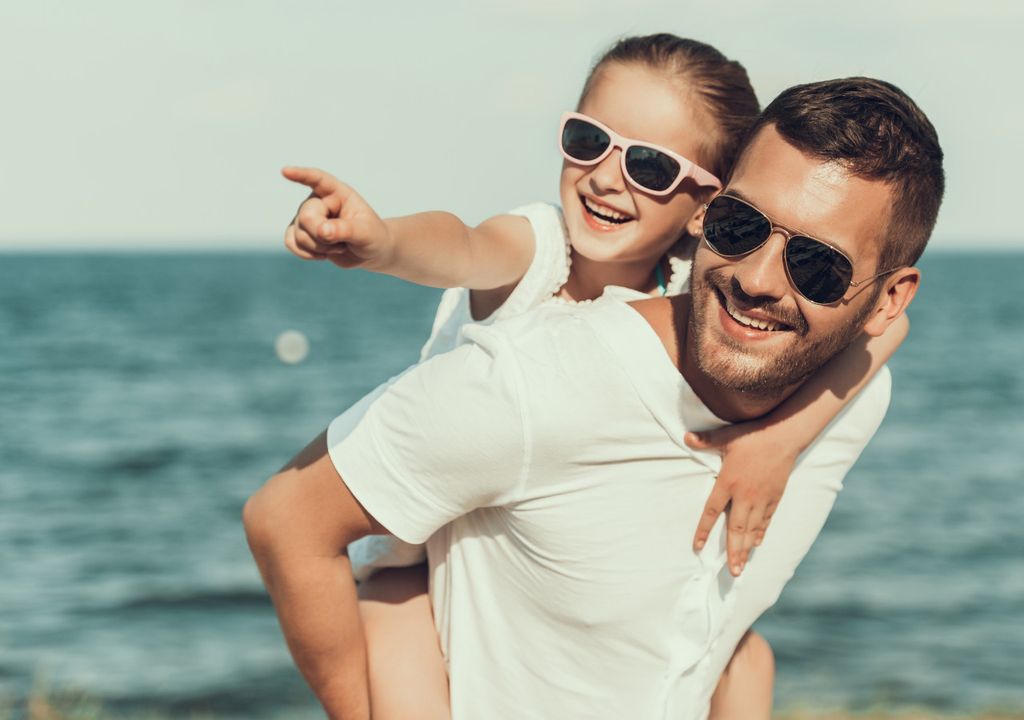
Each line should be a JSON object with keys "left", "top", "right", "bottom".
{"left": 685, "top": 202, "right": 707, "bottom": 238}
{"left": 685, "top": 188, "right": 721, "bottom": 237}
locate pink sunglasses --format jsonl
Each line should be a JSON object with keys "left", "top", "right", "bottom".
{"left": 559, "top": 111, "right": 722, "bottom": 196}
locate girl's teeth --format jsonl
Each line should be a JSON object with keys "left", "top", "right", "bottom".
{"left": 725, "top": 297, "right": 783, "bottom": 332}
{"left": 583, "top": 197, "right": 631, "bottom": 223}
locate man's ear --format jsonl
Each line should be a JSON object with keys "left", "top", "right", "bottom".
{"left": 862, "top": 267, "right": 921, "bottom": 337}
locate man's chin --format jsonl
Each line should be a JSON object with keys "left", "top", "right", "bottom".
{"left": 694, "top": 335, "right": 804, "bottom": 395}
{"left": 690, "top": 288, "right": 801, "bottom": 394}
{"left": 691, "top": 300, "right": 864, "bottom": 396}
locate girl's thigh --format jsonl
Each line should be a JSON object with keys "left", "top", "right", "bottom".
{"left": 709, "top": 629, "right": 775, "bottom": 720}
{"left": 358, "top": 564, "right": 450, "bottom": 720}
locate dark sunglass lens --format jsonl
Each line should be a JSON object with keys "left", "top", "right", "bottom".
{"left": 785, "top": 236, "right": 853, "bottom": 304}
{"left": 561, "top": 118, "right": 610, "bottom": 162}
{"left": 703, "top": 196, "right": 772, "bottom": 256}
{"left": 624, "top": 146, "right": 680, "bottom": 192}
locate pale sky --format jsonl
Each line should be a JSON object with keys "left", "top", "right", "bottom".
{"left": 1, "top": 0, "right": 1020, "bottom": 251}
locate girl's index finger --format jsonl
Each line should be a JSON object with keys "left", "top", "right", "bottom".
{"left": 282, "top": 166, "right": 337, "bottom": 193}
{"left": 281, "top": 167, "right": 354, "bottom": 213}
{"left": 282, "top": 165, "right": 326, "bottom": 186}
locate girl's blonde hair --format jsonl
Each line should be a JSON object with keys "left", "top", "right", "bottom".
{"left": 580, "top": 34, "right": 760, "bottom": 182}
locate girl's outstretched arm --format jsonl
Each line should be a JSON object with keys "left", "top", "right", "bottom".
{"left": 282, "top": 166, "right": 534, "bottom": 292}
{"left": 689, "top": 313, "right": 909, "bottom": 576}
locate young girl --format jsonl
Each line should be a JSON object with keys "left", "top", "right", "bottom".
{"left": 281, "top": 35, "right": 905, "bottom": 720}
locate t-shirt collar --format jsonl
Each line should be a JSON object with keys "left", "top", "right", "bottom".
{"left": 583, "top": 298, "right": 727, "bottom": 470}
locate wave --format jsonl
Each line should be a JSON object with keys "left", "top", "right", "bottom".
{"left": 89, "top": 588, "right": 272, "bottom": 614}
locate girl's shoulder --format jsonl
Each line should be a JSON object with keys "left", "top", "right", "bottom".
{"left": 500, "top": 202, "right": 571, "bottom": 317}
{"left": 505, "top": 201, "right": 564, "bottom": 227}
{"left": 418, "top": 202, "right": 570, "bottom": 362}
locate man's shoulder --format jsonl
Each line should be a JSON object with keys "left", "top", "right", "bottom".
{"left": 464, "top": 302, "right": 613, "bottom": 361}
{"left": 459, "top": 302, "right": 651, "bottom": 419}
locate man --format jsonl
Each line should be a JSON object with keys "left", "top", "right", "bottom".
{"left": 244, "top": 77, "right": 944, "bottom": 719}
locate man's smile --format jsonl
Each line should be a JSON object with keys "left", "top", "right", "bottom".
{"left": 712, "top": 286, "right": 798, "bottom": 343}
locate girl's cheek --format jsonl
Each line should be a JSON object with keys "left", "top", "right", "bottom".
{"left": 560, "top": 164, "right": 585, "bottom": 187}
{"left": 559, "top": 168, "right": 591, "bottom": 205}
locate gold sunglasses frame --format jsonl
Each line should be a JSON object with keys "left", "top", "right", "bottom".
{"left": 702, "top": 194, "right": 901, "bottom": 305}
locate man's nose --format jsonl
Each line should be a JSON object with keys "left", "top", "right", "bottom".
{"left": 730, "top": 232, "right": 791, "bottom": 301}
{"left": 586, "top": 149, "right": 627, "bottom": 194}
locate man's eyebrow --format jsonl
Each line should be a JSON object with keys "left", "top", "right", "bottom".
{"left": 722, "top": 187, "right": 753, "bottom": 205}
{"left": 721, "top": 187, "right": 854, "bottom": 258}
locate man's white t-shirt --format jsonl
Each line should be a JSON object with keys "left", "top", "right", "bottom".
{"left": 329, "top": 298, "right": 890, "bottom": 719}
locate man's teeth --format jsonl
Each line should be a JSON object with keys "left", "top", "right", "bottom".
{"left": 583, "top": 197, "right": 632, "bottom": 223}
{"left": 724, "top": 296, "right": 785, "bottom": 332}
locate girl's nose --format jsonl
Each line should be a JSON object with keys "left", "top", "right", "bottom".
{"left": 586, "top": 149, "right": 627, "bottom": 194}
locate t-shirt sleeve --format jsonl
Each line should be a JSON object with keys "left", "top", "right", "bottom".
{"left": 698, "top": 366, "right": 892, "bottom": 707}
{"left": 327, "top": 327, "right": 529, "bottom": 545}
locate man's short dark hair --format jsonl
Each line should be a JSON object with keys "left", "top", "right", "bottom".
{"left": 739, "top": 77, "right": 944, "bottom": 270}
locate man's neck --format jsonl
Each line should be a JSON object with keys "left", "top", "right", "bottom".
{"left": 634, "top": 295, "right": 799, "bottom": 422}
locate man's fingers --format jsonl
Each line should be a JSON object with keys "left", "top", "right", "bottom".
{"left": 693, "top": 480, "right": 731, "bottom": 551}
{"left": 282, "top": 166, "right": 353, "bottom": 214}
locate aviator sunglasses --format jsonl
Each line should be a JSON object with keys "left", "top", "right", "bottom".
{"left": 702, "top": 194, "right": 900, "bottom": 305}
{"left": 559, "top": 111, "right": 722, "bottom": 195}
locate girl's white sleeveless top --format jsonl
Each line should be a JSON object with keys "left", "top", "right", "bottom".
{"left": 418, "top": 201, "right": 692, "bottom": 361}
{"left": 417, "top": 203, "right": 570, "bottom": 361}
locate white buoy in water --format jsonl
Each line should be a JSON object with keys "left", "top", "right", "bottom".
{"left": 275, "top": 330, "right": 310, "bottom": 364}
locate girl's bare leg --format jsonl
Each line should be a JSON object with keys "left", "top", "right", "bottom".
{"left": 709, "top": 630, "right": 775, "bottom": 720}
{"left": 358, "top": 564, "right": 450, "bottom": 720}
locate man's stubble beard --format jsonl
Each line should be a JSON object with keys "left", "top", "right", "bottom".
{"left": 688, "top": 265, "right": 878, "bottom": 396}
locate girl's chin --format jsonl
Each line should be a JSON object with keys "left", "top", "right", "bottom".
{"left": 569, "top": 235, "right": 653, "bottom": 266}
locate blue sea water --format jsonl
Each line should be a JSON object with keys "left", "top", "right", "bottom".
{"left": 1, "top": 251, "right": 1021, "bottom": 718}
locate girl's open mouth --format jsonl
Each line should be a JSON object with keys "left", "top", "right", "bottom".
{"left": 581, "top": 195, "right": 634, "bottom": 226}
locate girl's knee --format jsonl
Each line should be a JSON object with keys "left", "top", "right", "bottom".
{"left": 358, "top": 565, "right": 431, "bottom": 639}
{"left": 357, "top": 564, "right": 429, "bottom": 603}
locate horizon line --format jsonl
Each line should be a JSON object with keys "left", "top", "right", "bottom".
{"left": 1, "top": 235, "right": 1022, "bottom": 254}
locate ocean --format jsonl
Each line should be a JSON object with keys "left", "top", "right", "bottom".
{"left": 1, "top": 251, "right": 1021, "bottom": 718}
